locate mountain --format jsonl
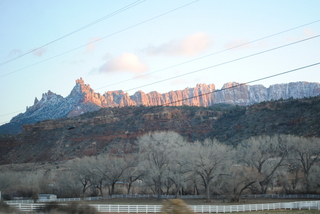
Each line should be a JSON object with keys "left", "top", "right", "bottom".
{"left": 1, "top": 96, "right": 320, "bottom": 165}
{"left": 1, "top": 78, "right": 320, "bottom": 134}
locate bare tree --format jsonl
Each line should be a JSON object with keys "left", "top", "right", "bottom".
{"left": 118, "top": 152, "right": 143, "bottom": 195}
{"left": 55, "top": 170, "right": 83, "bottom": 197}
{"left": 219, "top": 164, "right": 258, "bottom": 202}
{"left": 289, "top": 136, "right": 320, "bottom": 193}
{"left": 138, "top": 131, "right": 186, "bottom": 200}
{"left": 188, "top": 138, "right": 231, "bottom": 202}
{"left": 95, "top": 154, "right": 129, "bottom": 195}
{"left": 0, "top": 171, "right": 18, "bottom": 200}
{"left": 236, "top": 135, "right": 291, "bottom": 194}
{"left": 68, "top": 156, "right": 96, "bottom": 197}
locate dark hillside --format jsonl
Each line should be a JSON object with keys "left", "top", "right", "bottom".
{"left": 0, "top": 96, "right": 320, "bottom": 164}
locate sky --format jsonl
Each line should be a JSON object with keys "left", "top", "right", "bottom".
{"left": 0, "top": 0, "right": 320, "bottom": 125}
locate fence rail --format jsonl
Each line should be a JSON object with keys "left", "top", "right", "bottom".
{"left": 6, "top": 194, "right": 320, "bottom": 204}
{"left": 7, "top": 201, "right": 320, "bottom": 212}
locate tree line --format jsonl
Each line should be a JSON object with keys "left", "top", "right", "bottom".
{"left": 0, "top": 131, "right": 319, "bottom": 202}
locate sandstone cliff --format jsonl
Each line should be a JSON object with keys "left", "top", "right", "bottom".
{"left": 1, "top": 78, "right": 320, "bottom": 134}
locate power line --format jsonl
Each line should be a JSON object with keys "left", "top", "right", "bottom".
{"left": 94, "top": 19, "right": 320, "bottom": 91}
{"left": 1, "top": 58, "right": 319, "bottom": 126}
{"left": 0, "top": 0, "right": 146, "bottom": 67}
{"left": 1, "top": 62, "right": 319, "bottom": 126}
{"left": 0, "top": 34, "right": 318, "bottom": 124}
{"left": 0, "top": 0, "right": 198, "bottom": 78}
{"left": 163, "top": 62, "right": 320, "bottom": 106}
{"left": 123, "top": 34, "right": 320, "bottom": 92}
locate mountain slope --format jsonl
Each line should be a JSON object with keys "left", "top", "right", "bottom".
{"left": 0, "top": 96, "right": 320, "bottom": 165}
{"left": 1, "top": 78, "right": 320, "bottom": 134}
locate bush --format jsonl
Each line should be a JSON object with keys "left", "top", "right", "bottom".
{"left": 36, "top": 202, "right": 97, "bottom": 214}
{"left": 0, "top": 201, "right": 20, "bottom": 214}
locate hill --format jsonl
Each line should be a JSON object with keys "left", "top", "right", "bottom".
{"left": 0, "top": 96, "right": 320, "bottom": 165}
{"left": 1, "top": 78, "right": 320, "bottom": 135}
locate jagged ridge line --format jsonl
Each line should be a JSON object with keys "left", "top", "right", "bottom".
{"left": 0, "top": 0, "right": 146, "bottom": 67}
{"left": 163, "top": 62, "right": 320, "bottom": 106}
{"left": 1, "top": 34, "right": 319, "bottom": 125}
{"left": 1, "top": 19, "right": 319, "bottom": 120}
{"left": 1, "top": 33, "right": 319, "bottom": 123}
{"left": 1, "top": 62, "right": 319, "bottom": 127}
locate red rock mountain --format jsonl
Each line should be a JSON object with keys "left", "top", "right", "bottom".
{"left": 1, "top": 77, "right": 320, "bottom": 134}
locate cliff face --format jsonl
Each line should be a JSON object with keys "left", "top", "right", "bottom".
{"left": 1, "top": 78, "right": 320, "bottom": 134}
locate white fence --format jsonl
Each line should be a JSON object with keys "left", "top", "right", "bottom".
{"left": 7, "top": 201, "right": 320, "bottom": 212}
{"left": 6, "top": 194, "right": 320, "bottom": 204}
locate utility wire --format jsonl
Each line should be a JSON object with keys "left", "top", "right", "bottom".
{"left": 1, "top": 62, "right": 319, "bottom": 126}
{"left": 0, "top": 0, "right": 146, "bottom": 67}
{"left": 95, "top": 19, "right": 320, "bottom": 91}
{"left": 124, "top": 34, "right": 320, "bottom": 92}
{"left": 163, "top": 62, "right": 320, "bottom": 106}
{"left": 0, "top": 0, "right": 198, "bottom": 78}
{"left": 0, "top": 34, "right": 318, "bottom": 124}
{"left": 1, "top": 61, "right": 319, "bottom": 126}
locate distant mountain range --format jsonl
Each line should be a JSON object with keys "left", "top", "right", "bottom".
{"left": 1, "top": 77, "right": 320, "bottom": 134}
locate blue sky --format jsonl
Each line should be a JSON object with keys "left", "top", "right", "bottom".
{"left": 0, "top": 0, "right": 320, "bottom": 125}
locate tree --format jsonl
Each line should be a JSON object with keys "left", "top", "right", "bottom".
{"left": 236, "top": 135, "right": 291, "bottom": 194}
{"left": 114, "top": 149, "right": 143, "bottom": 195}
{"left": 0, "top": 171, "right": 18, "bottom": 200}
{"left": 68, "top": 156, "right": 96, "bottom": 197}
{"left": 55, "top": 170, "right": 83, "bottom": 198}
{"left": 219, "top": 165, "right": 258, "bottom": 202}
{"left": 289, "top": 136, "right": 320, "bottom": 193}
{"left": 138, "top": 131, "right": 186, "bottom": 200}
{"left": 188, "top": 138, "right": 231, "bottom": 202}
{"left": 96, "top": 154, "right": 129, "bottom": 195}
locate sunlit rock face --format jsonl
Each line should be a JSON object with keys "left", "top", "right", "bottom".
{"left": 1, "top": 78, "right": 320, "bottom": 135}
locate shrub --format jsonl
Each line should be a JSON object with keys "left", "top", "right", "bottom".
{"left": 0, "top": 201, "right": 20, "bottom": 214}
{"left": 36, "top": 202, "right": 97, "bottom": 214}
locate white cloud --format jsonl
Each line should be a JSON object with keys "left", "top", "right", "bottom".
{"left": 145, "top": 32, "right": 212, "bottom": 57}
{"left": 99, "top": 53, "right": 148, "bottom": 74}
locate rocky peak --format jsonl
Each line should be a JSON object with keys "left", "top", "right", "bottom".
{"left": 2, "top": 78, "right": 320, "bottom": 135}
{"left": 34, "top": 97, "right": 39, "bottom": 105}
